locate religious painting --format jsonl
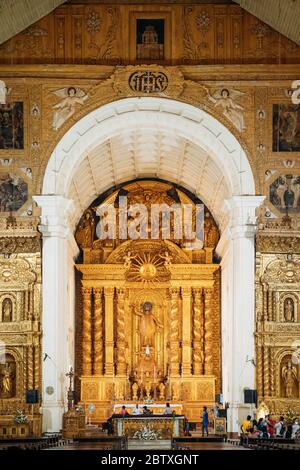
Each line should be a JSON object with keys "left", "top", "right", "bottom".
{"left": 273, "top": 104, "right": 300, "bottom": 152}
{"left": 269, "top": 174, "right": 300, "bottom": 213}
{"left": 0, "top": 172, "right": 28, "bottom": 212}
{"left": 136, "top": 19, "right": 164, "bottom": 60}
{"left": 0, "top": 102, "right": 24, "bottom": 149}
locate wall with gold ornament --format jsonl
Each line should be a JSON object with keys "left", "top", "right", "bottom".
{"left": 255, "top": 220, "right": 300, "bottom": 418}
{"left": 0, "top": 1, "right": 300, "bottom": 427}
{"left": 0, "top": 3, "right": 300, "bottom": 66}
{"left": 0, "top": 210, "right": 42, "bottom": 432}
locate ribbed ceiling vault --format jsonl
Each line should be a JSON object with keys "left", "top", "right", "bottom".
{"left": 0, "top": 0, "right": 65, "bottom": 45}
{"left": 235, "top": 0, "right": 300, "bottom": 45}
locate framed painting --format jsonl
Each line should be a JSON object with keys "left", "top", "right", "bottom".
{"left": 0, "top": 102, "right": 24, "bottom": 150}
{"left": 273, "top": 104, "right": 300, "bottom": 152}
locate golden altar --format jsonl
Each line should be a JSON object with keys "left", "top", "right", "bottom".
{"left": 112, "top": 415, "right": 185, "bottom": 439}
{"left": 75, "top": 181, "right": 221, "bottom": 422}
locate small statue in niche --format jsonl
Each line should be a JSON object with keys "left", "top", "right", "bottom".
{"left": 2, "top": 298, "right": 12, "bottom": 322}
{"left": 172, "top": 382, "right": 180, "bottom": 401}
{"left": 52, "top": 86, "right": 89, "bottom": 130}
{"left": 133, "top": 302, "right": 163, "bottom": 348}
{"left": 75, "top": 211, "right": 95, "bottom": 248}
{"left": 158, "top": 382, "right": 165, "bottom": 401}
{"left": 132, "top": 382, "right": 138, "bottom": 401}
{"left": 284, "top": 298, "right": 294, "bottom": 322}
{"left": 1, "top": 362, "right": 15, "bottom": 398}
{"left": 282, "top": 361, "right": 298, "bottom": 398}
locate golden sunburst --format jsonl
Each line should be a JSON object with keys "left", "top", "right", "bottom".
{"left": 126, "top": 252, "right": 169, "bottom": 286}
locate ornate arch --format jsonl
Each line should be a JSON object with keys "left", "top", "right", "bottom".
{"left": 38, "top": 66, "right": 257, "bottom": 197}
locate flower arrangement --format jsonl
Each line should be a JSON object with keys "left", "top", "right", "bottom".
{"left": 285, "top": 409, "right": 298, "bottom": 425}
{"left": 133, "top": 424, "right": 161, "bottom": 440}
{"left": 14, "top": 409, "right": 28, "bottom": 425}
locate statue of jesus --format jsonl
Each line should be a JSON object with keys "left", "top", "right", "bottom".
{"left": 133, "top": 301, "right": 163, "bottom": 347}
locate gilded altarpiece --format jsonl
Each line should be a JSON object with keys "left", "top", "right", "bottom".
{"left": 256, "top": 218, "right": 300, "bottom": 419}
{"left": 75, "top": 181, "right": 221, "bottom": 421}
{"left": 0, "top": 210, "right": 42, "bottom": 436}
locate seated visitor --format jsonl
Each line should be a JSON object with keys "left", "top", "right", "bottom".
{"left": 163, "top": 403, "right": 173, "bottom": 415}
{"left": 119, "top": 405, "right": 129, "bottom": 415}
{"left": 257, "top": 417, "right": 265, "bottom": 433}
{"left": 132, "top": 404, "right": 142, "bottom": 415}
{"left": 274, "top": 416, "right": 285, "bottom": 437}
{"left": 248, "top": 420, "right": 260, "bottom": 438}
{"left": 142, "top": 405, "right": 152, "bottom": 415}
{"left": 241, "top": 415, "right": 252, "bottom": 435}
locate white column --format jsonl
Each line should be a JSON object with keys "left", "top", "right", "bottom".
{"left": 33, "top": 195, "right": 79, "bottom": 433}
{"left": 217, "top": 195, "right": 264, "bottom": 435}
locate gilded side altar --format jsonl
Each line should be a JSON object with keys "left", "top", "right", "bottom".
{"left": 75, "top": 181, "right": 220, "bottom": 421}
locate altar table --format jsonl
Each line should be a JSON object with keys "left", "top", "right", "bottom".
{"left": 112, "top": 414, "right": 185, "bottom": 439}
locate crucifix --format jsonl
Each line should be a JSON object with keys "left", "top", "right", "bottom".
{"left": 65, "top": 367, "right": 76, "bottom": 410}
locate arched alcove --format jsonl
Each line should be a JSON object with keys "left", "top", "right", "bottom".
{"left": 34, "top": 97, "right": 264, "bottom": 433}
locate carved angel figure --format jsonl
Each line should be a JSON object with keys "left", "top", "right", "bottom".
{"left": 282, "top": 361, "right": 298, "bottom": 398}
{"left": 205, "top": 87, "right": 246, "bottom": 132}
{"left": 52, "top": 87, "right": 88, "bottom": 130}
{"left": 123, "top": 251, "right": 137, "bottom": 270}
{"left": 160, "top": 250, "right": 172, "bottom": 268}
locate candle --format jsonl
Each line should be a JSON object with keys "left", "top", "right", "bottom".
{"left": 153, "top": 366, "right": 156, "bottom": 384}
{"left": 141, "top": 368, "right": 144, "bottom": 384}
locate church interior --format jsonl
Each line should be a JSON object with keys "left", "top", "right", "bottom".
{"left": 0, "top": 0, "right": 300, "bottom": 451}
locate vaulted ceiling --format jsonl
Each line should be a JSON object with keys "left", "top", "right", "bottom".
{"left": 0, "top": 0, "right": 66, "bottom": 45}
{"left": 69, "top": 128, "right": 230, "bottom": 229}
{"left": 0, "top": 0, "right": 299, "bottom": 46}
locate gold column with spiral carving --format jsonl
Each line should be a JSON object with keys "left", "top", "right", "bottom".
{"left": 27, "top": 344, "right": 34, "bottom": 389}
{"left": 192, "top": 288, "right": 204, "bottom": 375}
{"left": 104, "top": 287, "right": 114, "bottom": 376}
{"left": 82, "top": 287, "right": 92, "bottom": 375}
{"left": 34, "top": 342, "right": 40, "bottom": 389}
{"left": 263, "top": 345, "right": 270, "bottom": 397}
{"left": 93, "top": 287, "right": 103, "bottom": 375}
{"left": 270, "top": 348, "right": 275, "bottom": 397}
{"left": 116, "top": 288, "right": 126, "bottom": 375}
{"left": 169, "top": 288, "right": 180, "bottom": 376}
{"left": 181, "top": 287, "right": 192, "bottom": 376}
{"left": 256, "top": 340, "right": 263, "bottom": 398}
{"left": 204, "top": 288, "right": 214, "bottom": 375}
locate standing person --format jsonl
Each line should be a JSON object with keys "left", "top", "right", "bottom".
{"left": 292, "top": 419, "right": 300, "bottom": 439}
{"left": 202, "top": 406, "right": 209, "bottom": 437}
{"left": 212, "top": 404, "right": 220, "bottom": 419}
{"left": 274, "top": 416, "right": 285, "bottom": 437}
{"left": 266, "top": 414, "right": 276, "bottom": 437}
